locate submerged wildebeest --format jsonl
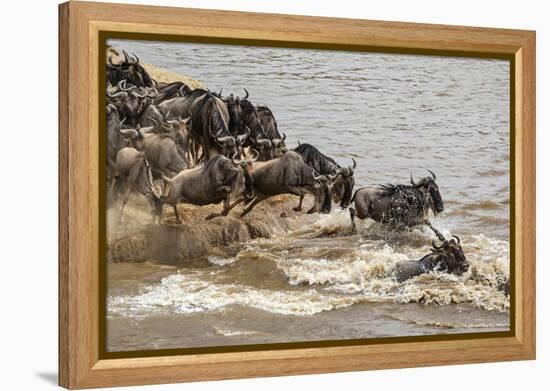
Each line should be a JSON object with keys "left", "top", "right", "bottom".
{"left": 240, "top": 151, "right": 333, "bottom": 217}
{"left": 154, "top": 151, "right": 258, "bottom": 223}
{"left": 107, "top": 50, "right": 154, "bottom": 88}
{"left": 143, "top": 116, "right": 192, "bottom": 178}
{"left": 256, "top": 105, "right": 288, "bottom": 158}
{"left": 159, "top": 90, "right": 238, "bottom": 162}
{"left": 294, "top": 142, "right": 356, "bottom": 209}
{"left": 350, "top": 170, "right": 445, "bottom": 239}
{"left": 112, "top": 147, "right": 161, "bottom": 222}
{"left": 394, "top": 235, "right": 469, "bottom": 282}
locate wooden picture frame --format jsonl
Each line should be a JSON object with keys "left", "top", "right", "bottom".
{"left": 59, "top": 1, "right": 536, "bottom": 389}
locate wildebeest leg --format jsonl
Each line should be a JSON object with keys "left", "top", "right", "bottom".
{"left": 206, "top": 193, "right": 231, "bottom": 220}
{"left": 424, "top": 220, "right": 445, "bottom": 241}
{"left": 349, "top": 207, "right": 357, "bottom": 233}
{"left": 227, "top": 196, "right": 246, "bottom": 211}
{"left": 173, "top": 204, "right": 183, "bottom": 224}
{"left": 240, "top": 195, "right": 267, "bottom": 217}
{"left": 293, "top": 194, "right": 305, "bottom": 212}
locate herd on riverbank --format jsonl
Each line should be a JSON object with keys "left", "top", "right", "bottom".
{"left": 105, "top": 47, "right": 509, "bottom": 290}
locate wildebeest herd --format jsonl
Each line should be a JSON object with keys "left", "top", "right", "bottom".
{"left": 106, "top": 49, "right": 478, "bottom": 284}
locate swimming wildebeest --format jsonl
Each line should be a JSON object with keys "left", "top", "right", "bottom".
{"left": 154, "top": 151, "right": 258, "bottom": 223}
{"left": 112, "top": 147, "right": 161, "bottom": 222}
{"left": 294, "top": 142, "right": 356, "bottom": 209}
{"left": 350, "top": 170, "right": 445, "bottom": 240}
{"left": 394, "top": 235, "right": 469, "bottom": 282}
{"left": 256, "top": 105, "right": 288, "bottom": 158}
{"left": 107, "top": 50, "right": 154, "bottom": 88}
{"left": 240, "top": 151, "right": 333, "bottom": 217}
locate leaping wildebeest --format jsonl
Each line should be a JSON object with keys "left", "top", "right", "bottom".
{"left": 349, "top": 170, "right": 445, "bottom": 240}
{"left": 294, "top": 142, "right": 357, "bottom": 209}
{"left": 394, "top": 235, "right": 469, "bottom": 282}
{"left": 240, "top": 151, "right": 333, "bottom": 217}
{"left": 155, "top": 151, "right": 258, "bottom": 223}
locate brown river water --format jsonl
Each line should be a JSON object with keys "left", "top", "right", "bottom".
{"left": 106, "top": 40, "right": 510, "bottom": 352}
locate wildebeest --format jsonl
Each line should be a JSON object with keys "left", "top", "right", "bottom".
{"left": 238, "top": 100, "right": 273, "bottom": 160}
{"left": 106, "top": 105, "right": 154, "bottom": 183}
{"left": 143, "top": 116, "right": 192, "bottom": 178}
{"left": 394, "top": 235, "right": 469, "bottom": 282}
{"left": 112, "top": 147, "right": 161, "bottom": 222}
{"left": 160, "top": 90, "right": 238, "bottom": 162}
{"left": 294, "top": 142, "right": 356, "bottom": 209}
{"left": 256, "top": 105, "right": 288, "bottom": 158}
{"left": 153, "top": 81, "right": 192, "bottom": 104}
{"left": 107, "top": 50, "right": 154, "bottom": 87}
{"left": 220, "top": 89, "right": 248, "bottom": 136}
{"left": 350, "top": 170, "right": 445, "bottom": 239}
{"left": 154, "top": 151, "right": 258, "bottom": 223}
{"left": 107, "top": 80, "right": 158, "bottom": 127}
{"left": 240, "top": 151, "right": 333, "bottom": 216}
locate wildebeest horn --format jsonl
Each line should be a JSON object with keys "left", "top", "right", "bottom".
{"left": 249, "top": 148, "right": 260, "bottom": 162}
{"left": 242, "top": 88, "right": 249, "bottom": 100}
{"left": 313, "top": 174, "right": 324, "bottom": 181}
{"left": 117, "top": 80, "right": 132, "bottom": 91}
{"left": 132, "top": 52, "right": 139, "bottom": 64}
{"left": 237, "top": 127, "right": 250, "bottom": 144}
{"left": 107, "top": 55, "right": 120, "bottom": 67}
{"left": 452, "top": 235, "right": 461, "bottom": 244}
{"left": 427, "top": 169, "right": 437, "bottom": 181}
{"left": 119, "top": 128, "right": 139, "bottom": 139}
{"left": 352, "top": 158, "right": 357, "bottom": 169}
{"left": 107, "top": 90, "right": 127, "bottom": 99}
{"left": 147, "top": 87, "right": 158, "bottom": 98}
{"left": 120, "top": 117, "right": 126, "bottom": 125}
{"left": 255, "top": 135, "right": 271, "bottom": 147}
{"left": 122, "top": 50, "right": 130, "bottom": 63}
{"left": 182, "top": 113, "right": 191, "bottom": 124}
{"left": 410, "top": 173, "right": 418, "bottom": 187}
{"left": 297, "top": 139, "right": 301, "bottom": 146}
{"left": 147, "top": 116, "right": 159, "bottom": 126}
{"left": 282, "top": 132, "right": 286, "bottom": 141}
{"left": 231, "top": 151, "right": 241, "bottom": 164}
{"left": 166, "top": 119, "right": 180, "bottom": 126}
{"left": 130, "top": 89, "right": 147, "bottom": 98}
{"left": 218, "top": 88, "right": 223, "bottom": 97}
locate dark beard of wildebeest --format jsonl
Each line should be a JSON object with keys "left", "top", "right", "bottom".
{"left": 159, "top": 90, "right": 238, "bottom": 163}
{"left": 239, "top": 151, "right": 333, "bottom": 217}
{"left": 112, "top": 147, "right": 161, "bottom": 223}
{"left": 294, "top": 142, "right": 357, "bottom": 209}
{"left": 349, "top": 170, "right": 445, "bottom": 240}
{"left": 394, "top": 235, "right": 469, "bottom": 282}
{"left": 152, "top": 151, "right": 258, "bottom": 223}
{"left": 107, "top": 50, "right": 154, "bottom": 88}
{"left": 143, "top": 116, "right": 192, "bottom": 179}
{"left": 256, "top": 105, "right": 288, "bottom": 159}
{"left": 219, "top": 89, "right": 247, "bottom": 137}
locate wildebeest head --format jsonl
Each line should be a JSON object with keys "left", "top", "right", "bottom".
{"left": 107, "top": 80, "right": 155, "bottom": 127}
{"left": 107, "top": 51, "right": 154, "bottom": 87}
{"left": 164, "top": 114, "right": 191, "bottom": 148}
{"left": 410, "top": 170, "right": 444, "bottom": 215}
{"left": 310, "top": 173, "right": 333, "bottom": 214}
{"left": 222, "top": 89, "right": 248, "bottom": 135}
{"left": 430, "top": 235, "right": 469, "bottom": 275}
{"left": 119, "top": 125, "right": 153, "bottom": 150}
{"left": 332, "top": 158, "right": 357, "bottom": 208}
{"left": 271, "top": 132, "right": 288, "bottom": 158}
{"left": 231, "top": 149, "right": 259, "bottom": 200}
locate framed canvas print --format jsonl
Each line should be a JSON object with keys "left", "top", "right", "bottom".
{"left": 58, "top": 1, "right": 536, "bottom": 389}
